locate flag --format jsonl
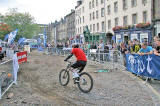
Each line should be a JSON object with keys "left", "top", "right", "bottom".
{"left": 8, "top": 29, "right": 18, "bottom": 44}
{"left": 43, "top": 28, "right": 47, "bottom": 47}
{"left": 4, "top": 34, "right": 9, "bottom": 41}
{"left": 18, "top": 38, "right": 26, "bottom": 45}
{"left": 37, "top": 37, "right": 42, "bottom": 46}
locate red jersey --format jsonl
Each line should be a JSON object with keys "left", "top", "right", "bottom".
{"left": 71, "top": 48, "right": 87, "bottom": 61}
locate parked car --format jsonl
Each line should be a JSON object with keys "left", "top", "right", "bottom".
{"left": 0, "top": 41, "right": 8, "bottom": 60}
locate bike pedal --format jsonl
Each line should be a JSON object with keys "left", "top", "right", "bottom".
{"left": 73, "top": 77, "right": 80, "bottom": 84}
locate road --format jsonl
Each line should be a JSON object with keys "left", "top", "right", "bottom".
{"left": 0, "top": 50, "right": 159, "bottom": 106}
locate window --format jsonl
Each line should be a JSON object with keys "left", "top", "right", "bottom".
{"left": 101, "top": 8, "right": 105, "bottom": 17}
{"left": 143, "top": 11, "right": 147, "bottom": 23}
{"left": 115, "top": 17, "right": 119, "bottom": 26}
{"left": 96, "top": 10, "right": 99, "bottom": 19}
{"left": 102, "top": 21, "right": 105, "bottom": 32}
{"left": 93, "top": 12, "right": 95, "bottom": 20}
{"left": 132, "top": 13, "right": 137, "bottom": 24}
{"left": 131, "top": 0, "right": 137, "bottom": 7}
{"left": 97, "top": 23, "right": 99, "bottom": 31}
{"left": 142, "top": 0, "right": 147, "bottom": 5}
{"left": 96, "top": 0, "right": 98, "bottom": 6}
{"left": 123, "top": 16, "right": 128, "bottom": 26}
{"left": 90, "top": 24, "right": 92, "bottom": 31}
{"left": 80, "top": 17, "right": 81, "bottom": 24}
{"left": 82, "top": 7, "right": 84, "bottom": 13}
{"left": 92, "top": 0, "right": 95, "bottom": 8}
{"left": 78, "top": 28, "right": 79, "bottom": 33}
{"left": 114, "top": 2, "right": 118, "bottom": 13}
{"left": 101, "top": 0, "right": 104, "bottom": 4}
{"left": 89, "top": 2, "right": 91, "bottom": 9}
{"left": 83, "top": 26, "right": 85, "bottom": 32}
{"left": 80, "top": 27, "right": 82, "bottom": 33}
{"left": 108, "top": 20, "right": 111, "bottom": 29}
{"left": 90, "top": 13, "right": 92, "bottom": 21}
{"left": 83, "top": 16, "right": 85, "bottom": 23}
{"left": 107, "top": 5, "right": 111, "bottom": 15}
{"left": 123, "top": 0, "right": 127, "bottom": 10}
{"left": 93, "top": 24, "right": 95, "bottom": 32}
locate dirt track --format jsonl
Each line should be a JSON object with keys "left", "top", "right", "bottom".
{"left": 0, "top": 50, "right": 154, "bottom": 106}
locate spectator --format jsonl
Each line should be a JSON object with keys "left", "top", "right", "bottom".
{"left": 133, "top": 39, "right": 141, "bottom": 53}
{"left": 138, "top": 42, "right": 153, "bottom": 55}
{"left": 92, "top": 43, "right": 97, "bottom": 49}
{"left": 153, "top": 36, "right": 160, "bottom": 56}
{"left": 127, "top": 41, "right": 134, "bottom": 54}
{"left": 104, "top": 43, "right": 109, "bottom": 61}
{"left": 120, "top": 42, "right": 127, "bottom": 66}
{"left": 113, "top": 43, "right": 119, "bottom": 62}
{"left": 86, "top": 42, "right": 91, "bottom": 58}
{"left": 98, "top": 40, "right": 104, "bottom": 61}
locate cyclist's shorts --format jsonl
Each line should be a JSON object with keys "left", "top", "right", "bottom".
{"left": 71, "top": 61, "right": 87, "bottom": 73}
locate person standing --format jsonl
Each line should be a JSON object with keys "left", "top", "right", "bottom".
{"left": 104, "top": 43, "right": 109, "bottom": 61}
{"left": 120, "top": 42, "right": 127, "bottom": 66}
{"left": 153, "top": 36, "right": 160, "bottom": 56}
{"left": 138, "top": 42, "right": 153, "bottom": 55}
{"left": 98, "top": 40, "right": 104, "bottom": 61}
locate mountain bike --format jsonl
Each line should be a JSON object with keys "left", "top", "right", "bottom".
{"left": 59, "top": 61, "right": 93, "bottom": 93}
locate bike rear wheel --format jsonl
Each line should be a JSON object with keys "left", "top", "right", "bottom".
{"left": 77, "top": 72, "right": 93, "bottom": 93}
{"left": 59, "top": 69, "right": 70, "bottom": 86}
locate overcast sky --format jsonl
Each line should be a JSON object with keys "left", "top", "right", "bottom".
{"left": 0, "top": 0, "right": 77, "bottom": 24}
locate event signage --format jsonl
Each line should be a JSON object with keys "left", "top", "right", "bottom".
{"left": 17, "top": 51, "right": 27, "bottom": 64}
{"left": 126, "top": 54, "right": 160, "bottom": 80}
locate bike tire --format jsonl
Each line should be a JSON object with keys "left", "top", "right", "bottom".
{"left": 59, "top": 69, "right": 70, "bottom": 86}
{"left": 77, "top": 72, "right": 93, "bottom": 93}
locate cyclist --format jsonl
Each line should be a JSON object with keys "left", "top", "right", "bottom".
{"left": 64, "top": 43, "right": 87, "bottom": 82}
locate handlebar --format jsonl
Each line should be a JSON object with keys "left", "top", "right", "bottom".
{"left": 66, "top": 60, "right": 73, "bottom": 64}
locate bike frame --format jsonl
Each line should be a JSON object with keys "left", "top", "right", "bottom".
{"left": 65, "top": 61, "right": 81, "bottom": 74}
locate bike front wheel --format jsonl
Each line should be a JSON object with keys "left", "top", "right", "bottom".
{"left": 59, "top": 69, "right": 70, "bottom": 86}
{"left": 77, "top": 72, "right": 93, "bottom": 93}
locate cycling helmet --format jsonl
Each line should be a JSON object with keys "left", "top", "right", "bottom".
{"left": 72, "top": 43, "right": 79, "bottom": 48}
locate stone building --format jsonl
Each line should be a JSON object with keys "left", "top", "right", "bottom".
{"left": 65, "top": 10, "right": 75, "bottom": 41}
{"left": 75, "top": 0, "right": 160, "bottom": 44}
{"left": 75, "top": 0, "right": 106, "bottom": 43}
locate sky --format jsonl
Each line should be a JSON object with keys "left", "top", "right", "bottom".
{"left": 0, "top": 0, "right": 77, "bottom": 24}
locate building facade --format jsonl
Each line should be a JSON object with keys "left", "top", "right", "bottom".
{"left": 66, "top": 10, "right": 75, "bottom": 40}
{"left": 105, "top": 0, "right": 153, "bottom": 43}
{"left": 75, "top": 0, "right": 106, "bottom": 36}
{"left": 75, "top": 0, "right": 160, "bottom": 44}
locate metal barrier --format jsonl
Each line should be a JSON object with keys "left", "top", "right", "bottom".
{"left": 50, "top": 48, "right": 126, "bottom": 71}
{"left": 0, "top": 59, "right": 14, "bottom": 99}
{"left": 86, "top": 50, "right": 126, "bottom": 71}
{"left": 51, "top": 48, "right": 70, "bottom": 57}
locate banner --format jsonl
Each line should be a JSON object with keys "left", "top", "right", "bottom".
{"left": 3, "top": 34, "right": 9, "bottom": 41}
{"left": 126, "top": 54, "right": 160, "bottom": 80}
{"left": 17, "top": 51, "right": 27, "bottom": 64}
{"left": 43, "top": 28, "right": 47, "bottom": 47}
{"left": 8, "top": 29, "right": 18, "bottom": 44}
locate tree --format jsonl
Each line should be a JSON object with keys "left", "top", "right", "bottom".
{"left": 2, "top": 8, "right": 40, "bottom": 41}
{"left": 0, "top": 23, "right": 11, "bottom": 39}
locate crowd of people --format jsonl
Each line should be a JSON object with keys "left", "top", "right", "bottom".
{"left": 47, "top": 34, "right": 160, "bottom": 65}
